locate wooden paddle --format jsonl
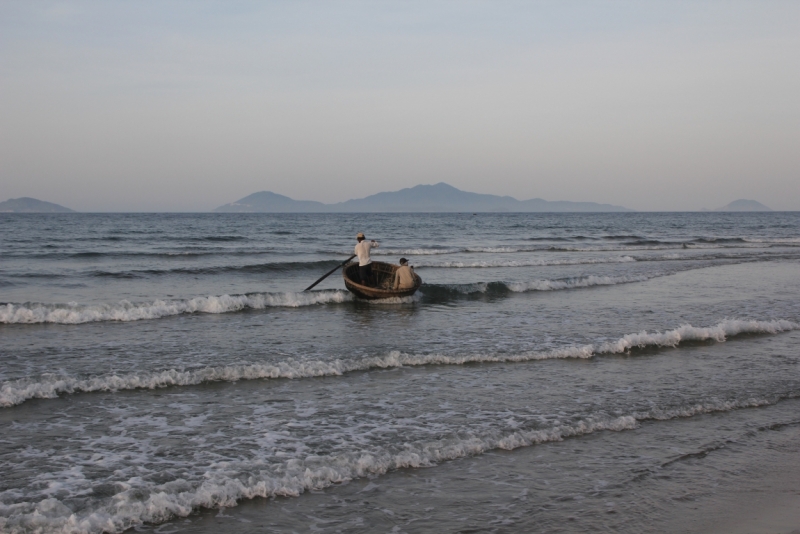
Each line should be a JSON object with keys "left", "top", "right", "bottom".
{"left": 304, "top": 255, "right": 357, "bottom": 291}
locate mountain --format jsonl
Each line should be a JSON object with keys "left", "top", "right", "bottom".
{"left": 715, "top": 199, "right": 772, "bottom": 212}
{"left": 0, "top": 197, "right": 75, "bottom": 213}
{"left": 334, "top": 183, "right": 631, "bottom": 212}
{"left": 214, "top": 191, "right": 328, "bottom": 213}
{"left": 215, "top": 183, "right": 633, "bottom": 213}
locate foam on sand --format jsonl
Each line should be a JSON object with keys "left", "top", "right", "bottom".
{"left": 0, "top": 393, "right": 790, "bottom": 534}
{"left": 0, "top": 414, "right": 637, "bottom": 533}
{"left": 1, "top": 319, "right": 795, "bottom": 408}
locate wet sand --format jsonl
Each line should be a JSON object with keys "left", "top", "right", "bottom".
{"left": 668, "top": 423, "right": 800, "bottom": 534}
{"left": 151, "top": 397, "right": 800, "bottom": 533}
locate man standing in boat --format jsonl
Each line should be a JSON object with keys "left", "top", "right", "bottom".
{"left": 354, "top": 232, "right": 379, "bottom": 286}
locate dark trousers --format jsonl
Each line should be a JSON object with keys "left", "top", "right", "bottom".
{"left": 358, "top": 264, "right": 373, "bottom": 286}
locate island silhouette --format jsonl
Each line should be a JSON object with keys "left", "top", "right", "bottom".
{"left": 215, "top": 183, "right": 634, "bottom": 213}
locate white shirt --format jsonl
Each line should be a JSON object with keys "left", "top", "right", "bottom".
{"left": 354, "top": 240, "right": 379, "bottom": 266}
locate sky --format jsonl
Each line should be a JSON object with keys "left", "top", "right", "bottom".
{"left": 1, "top": 1, "right": 798, "bottom": 212}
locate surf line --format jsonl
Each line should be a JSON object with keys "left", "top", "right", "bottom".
{"left": 1, "top": 319, "right": 796, "bottom": 408}
{"left": 6, "top": 393, "right": 797, "bottom": 534}
{"left": 0, "top": 272, "right": 656, "bottom": 324}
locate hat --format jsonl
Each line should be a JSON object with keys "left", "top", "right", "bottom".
{"left": 399, "top": 257, "right": 408, "bottom": 264}
{"left": 356, "top": 232, "right": 365, "bottom": 239}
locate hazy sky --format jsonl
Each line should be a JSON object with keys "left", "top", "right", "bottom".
{"left": 1, "top": 1, "right": 798, "bottom": 211}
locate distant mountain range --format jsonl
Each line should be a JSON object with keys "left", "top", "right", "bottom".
{"left": 0, "top": 192, "right": 776, "bottom": 213}
{"left": 714, "top": 199, "right": 772, "bottom": 212}
{"left": 0, "top": 197, "right": 74, "bottom": 213}
{"left": 215, "top": 183, "right": 634, "bottom": 213}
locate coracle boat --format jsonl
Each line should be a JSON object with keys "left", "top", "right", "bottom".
{"left": 342, "top": 261, "right": 422, "bottom": 300}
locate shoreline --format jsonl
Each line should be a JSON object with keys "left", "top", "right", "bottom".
{"left": 667, "top": 422, "right": 800, "bottom": 534}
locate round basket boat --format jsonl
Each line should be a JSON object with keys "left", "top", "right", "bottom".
{"left": 342, "top": 261, "right": 422, "bottom": 300}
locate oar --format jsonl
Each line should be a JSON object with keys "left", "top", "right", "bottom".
{"left": 304, "top": 255, "right": 357, "bottom": 291}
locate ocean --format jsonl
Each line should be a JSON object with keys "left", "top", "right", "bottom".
{"left": 1, "top": 212, "right": 799, "bottom": 533}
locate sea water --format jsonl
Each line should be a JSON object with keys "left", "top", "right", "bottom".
{"left": 0, "top": 212, "right": 799, "bottom": 533}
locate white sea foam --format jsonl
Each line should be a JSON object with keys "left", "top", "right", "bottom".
{"left": 0, "top": 291, "right": 353, "bottom": 325}
{"left": 632, "top": 397, "right": 774, "bottom": 421}
{"left": 365, "top": 294, "right": 421, "bottom": 305}
{"left": 592, "top": 318, "right": 797, "bottom": 354}
{"left": 371, "top": 248, "right": 462, "bottom": 255}
{"left": 371, "top": 246, "right": 559, "bottom": 255}
{"left": 365, "top": 244, "right": 753, "bottom": 255}
{"left": 415, "top": 256, "right": 636, "bottom": 268}
{"left": 423, "top": 273, "right": 660, "bottom": 296}
{"left": 0, "top": 389, "right": 791, "bottom": 533}
{"left": 742, "top": 237, "right": 800, "bottom": 244}
{"left": 0, "top": 415, "right": 637, "bottom": 534}
{"left": 464, "top": 246, "right": 543, "bottom": 253}
{"left": 2, "top": 319, "right": 795, "bottom": 408}
{"left": 0, "top": 272, "right": 653, "bottom": 325}
{"left": 505, "top": 274, "right": 652, "bottom": 292}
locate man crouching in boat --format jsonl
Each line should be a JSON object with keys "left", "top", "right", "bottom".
{"left": 355, "top": 232, "right": 379, "bottom": 286}
{"left": 393, "top": 257, "right": 416, "bottom": 290}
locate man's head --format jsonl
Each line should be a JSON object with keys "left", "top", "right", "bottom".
{"left": 399, "top": 258, "right": 408, "bottom": 265}
{"left": 356, "top": 232, "right": 365, "bottom": 242}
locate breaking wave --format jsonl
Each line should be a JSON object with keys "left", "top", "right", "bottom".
{"left": 0, "top": 271, "right": 663, "bottom": 325}
{"left": 0, "top": 291, "right": 354, "bottom": 324}
{"left": 89, "top": 259, "right": 343, "bottom": 278}
{"left": 0, "top": 416, "right": 637, "bottom": 533}
{"left": 0, "top": 290, "right": 423, "bottom": 325}
{"left": 506, "top": 274, "right": 650, "bottom": 291}
{"left": 2, "top": 319, "right": 794, "bottom": 408}
{"left": 415, "top": 256, "right": 636, "bottom": 268}
{"left": 420, "top": 273, "right": 656, "bottom": 298}
{"left": 365, "top": 240, "right": 800, "bottom": 256}
{"left": 0, "top": 392, "right": 792, "bottom": 533}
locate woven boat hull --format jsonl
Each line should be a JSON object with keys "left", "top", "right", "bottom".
{"left": 342, "top": 261, "right": 421, "bottom": 300}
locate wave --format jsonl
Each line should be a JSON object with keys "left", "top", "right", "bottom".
{"left": 691, "top": 237, "right": 800, "bottom": 245}
{"left": 418, "top": 251, "right": 798, "bottom": 268}
{"left": 88, "top": 259, "right": 342, "bottom": 278}
{"left": 1, "top": 392, "right": 793, "bottom": 534}
{"left": 185, "top": 235, "right": 247, "bottom": 242}
{"left": 0, "top": 416, "right": 638, "bottom": 533}
{"left": 0, "top": 290, "right": 354, "bottom": 325}
{"left": 525, "top": 236, "right": 578, "bottom": 242}
{"left": 370, "top": 248, "right": 462, "bottom": 255}
{"left": 420, "top": 273, "right": 656, "bottom": 298}
{"left": 2, "top": 249, "right": 278, "bottom": 260}
{"left": 506, "top": 274, "right": 654, "bottom": 292}
{"left": 368, "top": 240, "right": 800, "bottom": 256}
{"left": 740, "top": 237, "right": 800, "bottom": 244}
{"left": 7, "top": 240, "right": 797, "bottom": 264}
{"left": 374, "top": 244, "right": 724, "bottom": 254}
{"left": 2, "top": 319, "right": 794, "bottom": 408}
{"left": 0, "top": 271, "right": 659, "bottom": 324}
{"left": 415, "top": 256, "right": 636, "bottom": 268}
{"left": 624, "top": 239, "right": 678, "bottom": 246}
{"left": 362, "top": 245, "right": 671, "bottom": 256}
{"left": 545, "top": 244, "right": 739, "bottom": 253}
{"left": 0, "top": 289, "right": 421, "bottom": 325}
{"left": 599, "top": 234, "right": 642, "bottom": 240}
{"left": 68, "top": 235, "right": 248, "bottom": 242}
